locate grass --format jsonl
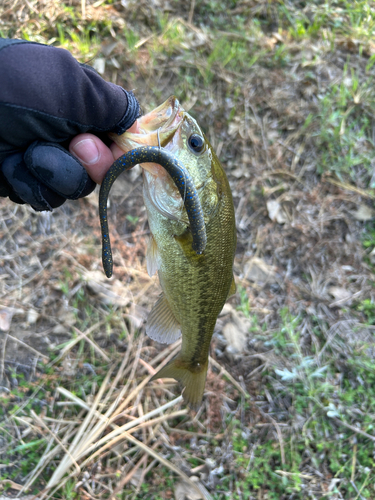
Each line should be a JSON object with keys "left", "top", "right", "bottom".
{"left": 1, "top": 0, "right": 375, "bottom": 499}
{"left": 208, "top": 310, "right": 375, "bottom": 499}
{"left": 313, "top": 67, "right": 375, "bottom": 187}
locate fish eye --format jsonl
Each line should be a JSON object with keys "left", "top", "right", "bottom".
{"left": 188, "top": 134, "right": 205, "bottom": 154}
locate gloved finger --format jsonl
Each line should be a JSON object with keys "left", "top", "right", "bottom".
{"left": 24, "top": 142, "right": 96, "bottom": 199}
{"left": 1, "top": 153, "right": 65, "bottom": 211}
{"left": 0, "top": 169, "right": 25, "bottom": 204}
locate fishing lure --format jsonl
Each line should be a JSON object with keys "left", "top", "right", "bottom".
{"left": 99, "top": 145, "right": 207, "bottom": 278}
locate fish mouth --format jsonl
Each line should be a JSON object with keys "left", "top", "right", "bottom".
{"left": 137, "top": 96, "right": 184, "bottom": 143}
{"left": 113, "top": 96, "right": 185, "bottom": 156}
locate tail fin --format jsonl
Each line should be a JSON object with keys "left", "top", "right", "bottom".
{"left": 151, "top": 356, "right": 208, "bottom": 411}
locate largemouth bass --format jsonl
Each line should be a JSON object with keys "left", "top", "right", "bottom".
{"left": 107, "top": 96, "right": 237, "bottom": 409}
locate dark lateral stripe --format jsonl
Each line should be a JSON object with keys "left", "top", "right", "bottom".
{"left": 99, "top": 146, "right": 207, "bottom": 278}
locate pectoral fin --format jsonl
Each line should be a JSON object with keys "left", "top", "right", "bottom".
{"left": 146, "top": 235, "right": 161, "bottom": 277}
{"left": 146, "top": 294, "right": 181, "bottom": 344}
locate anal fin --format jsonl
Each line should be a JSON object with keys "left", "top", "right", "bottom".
{"left": 151, "top": 356, "right": 208, "bottom": 411}
{"left": 146, "top": 294, "right": 181, "bottom": 344}
{"left": 227, "top": 276, "right": 236, "bottom": 298}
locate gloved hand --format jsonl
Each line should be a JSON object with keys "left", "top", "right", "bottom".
{"left": 0, "top": 38, "right": 141, "bottom": 211}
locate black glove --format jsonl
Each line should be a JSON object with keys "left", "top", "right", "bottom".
{"left": 0, "top": 38, "right": 141, "bottom": 211}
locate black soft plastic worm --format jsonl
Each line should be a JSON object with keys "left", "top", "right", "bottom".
{"left": 99, "top": 146, "right": 207, "bottom": 278}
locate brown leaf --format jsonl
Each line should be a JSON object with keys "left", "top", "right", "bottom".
{"left": 267, "top": 199, "right": 288, "bottom": 224}
{"left": 174, "top": 479, "right": 202, "bottom": 500}
{"left": 244, "top": 257, "right": 277, "bottom": 284}
{"left": 85, "top": 270, "right": 131, "bottom": 307}
{"left": 222, "top": 308, "right": 251, "bottom": 354}
{"left": 0, "top": 309, "right": 13, "bottom": 332}
{"left": 328, "top": 287, "right": 351, "bottom": 302}
{"left": 352, "top": 204, "right": 374, "bottom": 221}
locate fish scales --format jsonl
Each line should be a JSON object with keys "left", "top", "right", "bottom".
{"left": 155, "top": 151, "right": 235, "bottom": 365}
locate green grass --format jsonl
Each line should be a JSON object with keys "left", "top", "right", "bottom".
{"left": 136, "top": 4, "right": 375, "bottom": 188}
{"left": 357, "top": 299, "right": 375, "bottom": 326}
{"left": 0, "top": 357, "right": 110, "bottom": 493}
{"left": 0, "top": 275, "right": 125, "bottom": 495}
{"left": 313, "top": 68, "right": 375, "bottom": 187}
{"left": 278, "top": 1, "right": 375, "bottom": 44}
{"left": 208, "top": 309, "right": 375, "bottom": 499}
{"left": 363, "top": 221, "right": 375, "bottom": 250}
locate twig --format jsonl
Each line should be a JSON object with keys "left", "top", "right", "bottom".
{"left": 30, "top": 410, "right": 81, "bottom": 475}
{"left": 209, "top": 356, "right": 250, "bottom": 399}
{"left": 329, "top": 290, "right": 363, "bottom": 308}
{"left": 246, "top": 96, "right": 272, "bottom": 170}
{"left": 121, "top": 432, "right": 205, "bottom": 499}
{"left": 351, "top": 443, "right": 357, "bottom": 482}
{"left": 72, "top": 326, "right": 110, "bottom": 361}
{"left": 47, "top": 369, "right": 115, "bottom": 487}
{"left": 333, "top": 417, "right": 375, "bottom": 443}
{"left": 7, "top": 335, "right": 49, "bottom": 360}
{"left": 259, "top": 409, "right": 286, "bottom": 465}
{"left": 0, "top": 331, "right": 8, "bottom": 382}
{"left": 110, "top": 442, "right": 159, "bottom": 499}
{"left": 82, "top": 398, "right": 184, "bottom": 461}
{"left": 188, "top": 0, "right": 196, "bottom": 24}
{"left": 275, "top": 470, "right": 313, "bottom": 479}
{"left": 47, "top": 321, "right": 106, "bottom": 366}
{"left": 324, "top": 178, "right": 375, "bottom": 200}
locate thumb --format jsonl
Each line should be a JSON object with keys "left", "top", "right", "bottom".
{"left": 70, "top": 134, "right": 115, "bottom": 184}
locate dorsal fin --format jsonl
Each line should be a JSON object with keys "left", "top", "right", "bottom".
{"left": 146, "top": 294, "right": 181, "bottom": 344}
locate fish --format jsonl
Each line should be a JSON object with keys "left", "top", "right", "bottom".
{"left": 108, "top": 96, "right": 237, "bottom": 409}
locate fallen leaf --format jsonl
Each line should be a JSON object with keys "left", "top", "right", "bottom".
{"left": 370, "top": 248, "right": 375, "bottom": 264}
{"left": 244, "top": 257, "right": 277, "bottom": 284}
{"left": 52, "top": 324, "right": 67, "bottom": 334}
{"left": 222, "top": 308, "right": 251, "bottom": 354}
{"left": 328, "top": 287, "right": 351, "bottom": 302}
{"left": 0, "top": 309, "right": 13, "bottom": 332}
{"left": 222, "top": 322, "right": 246, "bottom": 354}
{"left": 130, "top": 469, "right": 143, "bottom": 487}
{"left": 110, "top": 56, "right": 120, "bottom": 69}
{"left": 127, "top": 304, "right": 148, "bottom": 330}
{"left": 27, "top": 309, "right": 39, "bottom": 324}
{"left": 352, "top": 204, "right": 374, "bottom": 221}
{"left": 101, "top": 41, "right": 118, "bottom": 56}
{"left": 174, "top": 478, "right": 203, "bottom": 500}
{"left": 219, "top": 303, "right": 234, "bottom": 317}
{"left": 0, "top": 479, "right": 23, "bottom": 491}
{"left": 267, "top": 199, "right": 288, "bottom": 224}
{"left": 85, "top": 187, "right": 99, "bottom": 207}
{"left": 85, "top": 270, "right": 131, "bottom": 307}
{"left": 56, "top": 308, "right": 76, "bottom": 327}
